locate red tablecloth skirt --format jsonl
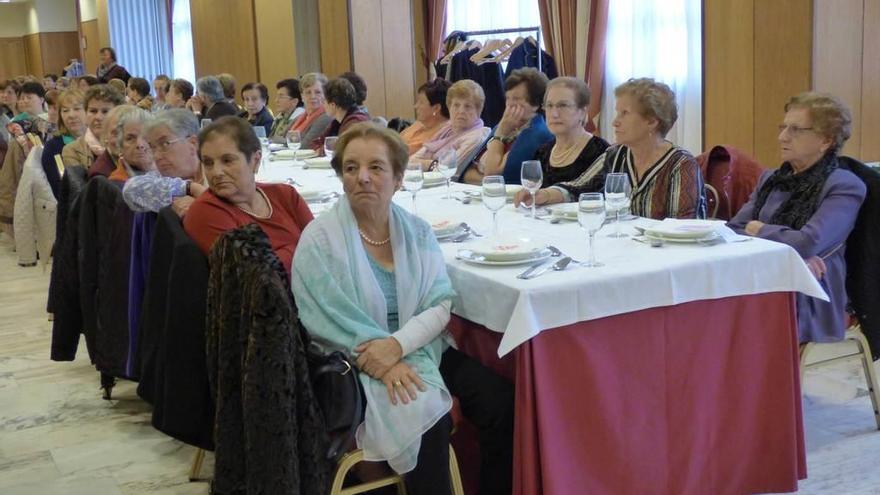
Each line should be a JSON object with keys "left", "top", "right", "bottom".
{"left": 448, "top": 292, "right": 806, "bottom": 495}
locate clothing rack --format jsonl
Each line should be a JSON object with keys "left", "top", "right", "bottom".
{"left": 458, "top": 26, "right": 543, "bottom": 72}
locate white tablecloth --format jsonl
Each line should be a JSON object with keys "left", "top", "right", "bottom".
{"left": 258, "top": 158, "right": 827, "bottom": 356}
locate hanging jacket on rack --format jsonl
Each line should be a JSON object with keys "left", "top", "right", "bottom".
{"left": 447, "top": 47, "right": 505, "bottom": 128}
{"left": 504, "top": 40, "right": 559, "bottom": 79}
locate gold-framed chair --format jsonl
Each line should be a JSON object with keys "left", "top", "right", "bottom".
{"left": 799, "top": 323, "right": 880, "bottom": 430}
{"left": 329, "top": 445, "right": 465, "bottom": 495}
{"left": 189, "top": 448, "right": 207, "bottom": 481}
{"left": 704, "top": 183, "right": 720, "bottom": 219}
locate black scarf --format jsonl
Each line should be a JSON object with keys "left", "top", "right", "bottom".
{"left": 752, "top": 151, "right": 838, "bottom": 229}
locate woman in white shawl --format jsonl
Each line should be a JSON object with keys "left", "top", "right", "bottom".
{"left": 292, "top": 123, "right": 514, "bottom": 494}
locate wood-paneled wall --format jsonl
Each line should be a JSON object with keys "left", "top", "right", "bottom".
{"left": 189, "top": 0, "right": 259, "bottom": 91}
{"left": 40, "top": 32, "right": 80, "bottom": 75}
{"left": 318, "top": 0, "right": 352, "bottom": 77}
{"left": 24, "top": 34, "right": 43, "bottom": 78}
{"left": 254, "top": 0, "right": 298, "bottom": 101}
{"left": 81, "top": 20, "right": 100, "bottom": 75}
{"left": 703, "top": 0, "right": 813, "bottom": 168}
{"left": 813, "top": 0, "right": 880, "bottom": 162}
{"left": 0, "top": 38, "right": 27, "bottom": 80}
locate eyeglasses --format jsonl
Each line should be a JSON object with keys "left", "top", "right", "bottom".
{"left": 777, "top": 124, "right": 815, "bottom": 136}
{"left": 152, "top": 137, "right": 184, "bottom": 153}
{"left": 544, "top": 102, "right": 578, "bottom": 112}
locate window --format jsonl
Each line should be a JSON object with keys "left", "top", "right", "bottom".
{"left": 171, "top": 0, "right": 195, "bottom": 83}
{"left": 600, "top": 0, "right": 702, "bottom": 153}
{"left": 445, "top": 0, "right": 545, "bottom": 49}
{"left": 107, "top": 0, "right": 173, "bottom": 82}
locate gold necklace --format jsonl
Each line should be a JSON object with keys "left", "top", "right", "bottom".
{"left": 358, "top": 229, "right": 391, "bottom": 246}
{"left": 549, "top": 134, "right": 590, "bottom": 166}
{"left": 236, "top": 188, "right": 273, "bottom": 219}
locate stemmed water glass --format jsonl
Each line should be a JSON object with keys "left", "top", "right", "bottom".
{"left": 482, "top": 175, "right": 506, "bottom": 237}
{"left": 436, "top": 148, "right": 457, "bottom": 199}
{"left": 604, "top": 173, "right": 632, "bottom": 238}
{"left": 520, "top": 160, "right": 543, "bottom": 219}
{"left": 324, "top": 136, "right": 338, "bottom": 160}
{"left": 404, "top": 162, "right": 424, "bottom": 216}
{"left": 578, "top": 192, "right": 606, "bottom": 267}
{"left": 286, "top": 130, "right": 303, "bottom": 165}
{"left": 200, "top": 118, "right": 212, "bottom": 129}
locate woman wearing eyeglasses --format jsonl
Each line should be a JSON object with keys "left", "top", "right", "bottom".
{"left": 513, "top": 77, "right": 610, "bottom": 207}
{"left": 728, "top": 92, "right": 866, "bottom": 344}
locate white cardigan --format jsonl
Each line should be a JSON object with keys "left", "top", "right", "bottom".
{"left": 13, "top": 145, "right": 57, "bottom": 266}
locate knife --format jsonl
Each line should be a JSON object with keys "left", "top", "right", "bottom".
{"left": 517, "top": 259, "right": 551, "bottom": 279}
{"left": 522, "top": 256, "right": 572, "bottom": 279}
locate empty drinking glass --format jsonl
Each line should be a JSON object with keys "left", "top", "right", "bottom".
{"left": 482, "top": 175, "right": 506, "bottom": 237}
{"left": 604, "top": 173, "right": 632, "bottom": 238}
{"left": 578, "top": 192, "right": 606, "bottom": 267}
{"left": 520, "top": 160, "right": 543, "bottom": 219}
{"left": 436, "top": 148, "right": 457, "bottom": 199}
{"left": 324, "top": 136, "right": 338, "bottom": 160}
{"left": 286, "top": 130, "right": 303, "bottom": 165}
{"left": 200, "top": 118, "right": 212, "bottom": 129}
{"left": 253, "top": 126, "right": 268, "bottom": 147}
{"left": 404, "top": 162, "right": 424, "bottom": 216}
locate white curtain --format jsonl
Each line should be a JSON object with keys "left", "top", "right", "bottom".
{"left": 107, "top": 0, "right": 173, "bottom": 81}
{"left": 171, "top": 0, "right": 195, "bottom": 83}
{"left": 446, "top": 0, "right": 544, "bottom": 47}
{"left": 600, "top": 0, "right": 702, "bottom": 154}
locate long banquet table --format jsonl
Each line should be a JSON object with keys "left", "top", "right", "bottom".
{"left": 258, "top": 156, "right": 826, "bottom": 495}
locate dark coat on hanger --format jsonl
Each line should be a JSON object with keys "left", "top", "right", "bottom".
{"left": 206, "top": 224, "right": 331, "bottom": 495}
{"left": 449, "top": 47, "right": 505, "bottom": 128}
{"left": 504, "top": 41, "right": 559, "bottom": 79}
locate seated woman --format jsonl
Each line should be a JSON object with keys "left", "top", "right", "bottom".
{"left": 14, "top": 82, "right": 46, "bottom": 120}
{"left": 400, "top": 78, "right": 451, "bottom": 155}
{"left": 61, "top": 85, "right": 125, "bottom": 171}
{"left": 126, "top": 77, "right": 154, "bottom": 111}
{"left": 312, "top": 77, "right": 370, "bottom": 153}
{"left": 183, "top": 116, "right": 312, "bottom": 274}
{"left": 239, "top": 82, "right": 274, "bottom": 136}
{"left": 42, "top": 89, "right": 86, "bottom": 199}
{"left": 287, "top": 73, "right": 333, "bottom": 149}
{"left": 108, "top": 105, "right": 156, "bottom": 182}
{"left": 165, "top": 79, "right": 193, "bottom": 109}
{"left": 729, "top": 93, "right": 865, "bottom": 343}
{"left": 188, "top": 76, "right": 238, "bottom": 121}
{"left": 269, "top": 78, "right": 305, "bottom": 141}
{"left": 513, "top": 77, "right": 610, "bottom": 207}
{"left": 461, "top": 68, "right": 554, "bottom": 185}
{"left": 410, "top": 79, "right": 490, "bottom": 179}
{"left": 122, "top": 108, "right": 207, "bottom": 216}
{"left": 531, "top": 77, "right": 706, "bottom": 219}
{"left": 292, "top": 122, "right": 513, "bottom": 495}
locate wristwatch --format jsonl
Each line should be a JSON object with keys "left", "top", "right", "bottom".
{"left": 185, "top": 180, "right": 192, "bottom": 196}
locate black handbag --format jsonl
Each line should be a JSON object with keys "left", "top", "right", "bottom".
{"left": 307, "top": 346, "right": 365, "bottom": 462}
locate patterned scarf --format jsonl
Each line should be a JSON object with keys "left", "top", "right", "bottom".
{"left": 752, "top": 151, "right": 837, "bottom": 229}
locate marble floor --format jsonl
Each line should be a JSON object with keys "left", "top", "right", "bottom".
{"left": 0, "top": 232, "right": 879, "bottom": 495}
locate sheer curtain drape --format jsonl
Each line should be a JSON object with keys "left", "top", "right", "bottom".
{"left": 445, "top": 0, "right": 543, "bottom": 47}
{"left": 108, "top": 0, "right": 174, "bottom": 81}
{"left": 600, "top": 0, "right": 702, "bottom": 153}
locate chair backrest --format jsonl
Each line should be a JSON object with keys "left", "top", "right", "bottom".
{"left": 704, "top": 183, "right": 720, "bottom": 219}
{"left": 696, "top": 145, "right": 766, "bottom": 220}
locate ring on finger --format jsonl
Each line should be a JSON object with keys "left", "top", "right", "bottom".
{"left": 393, "top": 380, "right": 403, "bottom": 387}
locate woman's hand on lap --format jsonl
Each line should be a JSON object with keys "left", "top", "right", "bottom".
{"left": 355, "top": 337, "right": 403, "bottom": 379}
{"left": 380, "top": 362, "right": 426, "bottom": 405}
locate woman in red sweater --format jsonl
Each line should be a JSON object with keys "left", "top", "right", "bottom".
{"left": 184, "top": 116, "right": 313, "bottom": 274}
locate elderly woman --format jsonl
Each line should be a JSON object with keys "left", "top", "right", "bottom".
{"left": 122, "top": 108, "right": 207, "bottom": 216}
{"left": 400, "top": 78, "right": 451, "bottom": 155}
{"left": 239, "top": 82, "right": 274, "bottom": 135}
{"left": 287, "top": 73, "right": 334, "bottom": 149}
{"left": 269, "top": 78, "right": 305, "bottom": 141}
{"left": 729, "top": 93, "right": 865, "bottom": 343}
{"left": 462, "top": 68, "right": 554, "bottom": 185}
{"left": 108, "top": 105, "right": 156, "bottom": 182}
{"left": 165, "top": 78, "right": 193, "bottom": 109}
{"left": 62, "top": 85, "right": 125, "bottom": 170}
{"left": 42, "top": 89, "right": 86, "bottom": 199}
{"left": 532, "top": 77, "right": 706, "bottom": 219}
{"left": 183, "top": 116, "right": 312, "bottom": 274}
{"left": 513, "top": 77, "right": 611, "bottom": 207}
{"left": 410, "top": 79, "right": 490, "bottom": 179}
{"left": 312, "top": 78, "right": 370, "bottom": 153}
{"left": 96, "top": 47, "right": 131, "bottom": 83}
{"left": 292, "top": 122, "right": 513, "bottom": 495}
{"left": 152, "top": 75, "right": 170, "bottom": 111}
{"left": 187, "top": 76, "right": 238, "bottom": 121}
{"left": 126, "top": 77, "right": 154, "bottom": 111}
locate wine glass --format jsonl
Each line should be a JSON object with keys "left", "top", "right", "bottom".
{"left": 520, "top": 160, "right": 543, "bottom": 219}
{"left": 200, "top": 118, "right": 212, "bottom": 129}
{"left": 436, "top": 148, "right": 457, "bottom": 199}
{"left": 404, "top": 162, "right": 424, "bottom": 216}
{"left": 578, "top": 192, "right": 606, "bottom": 267}
{"left": 253, "top": 126, "right": 268, "bottom": 147}
{"left": 324, "top": 136, "right": 338, "bottom": 160}
{"left": 482, "top": 175, "right": 506, "bottom": 238}
{"left": 604, "top": 173, "right": 632, "bottom": 238}
{"left": 286, "top": 130, "right": 302, "bottom": 165}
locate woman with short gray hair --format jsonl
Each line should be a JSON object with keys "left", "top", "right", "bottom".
{"left": 287, "top": 72, "right": 334, "bottom": 149}
{"left": 108, "top": 105, "right": 155, "bottom": 182}
{"left": 187, "top": 75, "right": 238, "bottom": 121}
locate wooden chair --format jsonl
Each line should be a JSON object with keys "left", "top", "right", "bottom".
{"left": 704, "top": 183, "right": 720, "bottom": 219}
{"left": 329, "top": 444, "right": 465, "bottom": 495}
{"left": 800, "top": 323, "right": 880, "bottom": 430}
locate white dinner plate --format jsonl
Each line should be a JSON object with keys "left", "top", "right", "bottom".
{"left": 426, "top": 217, "right": 461, "bottom": 236}
{"left": 644, "top": 219, "right": 721, "bottom": 239}
{"left": 303, "top": 156, "right": 333, "bottom": 169}
{"left": 423, "top": 171, "right": 447, "bottom": 187}
{"left": 469, "top": 238, "right": 545, "bottom": 261}
{"left": 456, "top": 249, "right": 553, "bottom": 266}
{"left": 548, "top": 203, "right": 578, "bottom": 220}
{"left": 643, "top": 231, "right": 721, "bottom": 244}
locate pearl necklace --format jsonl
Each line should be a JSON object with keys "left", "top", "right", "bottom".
{"left": 358, "top": 229, "right": 391, "bottom": 246}
{"left": 549, "top": 134, "right": 590, "bottom": 167}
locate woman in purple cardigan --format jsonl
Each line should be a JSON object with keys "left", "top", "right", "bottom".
{"left": 728, "top": 92, "right": 866, "bottom": 343}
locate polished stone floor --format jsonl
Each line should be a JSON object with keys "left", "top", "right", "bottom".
{"left": 0, "top": 232, "right": 878, "bottom": 494}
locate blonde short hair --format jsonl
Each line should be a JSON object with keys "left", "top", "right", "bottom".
{"left": 331, "top": 122, "right": 409, "bottom": 179}
{"left": 614, "top": 77, "right": 677, "bottom": 137}
{"left": 301, "top": 72, "right": 328, "bottom": 90}
{"left": 56, "top": 89, "right": 85, "bottom": 136}
{"left": 446, "top": 79, "right": 485, "bottom": 115}
{"left": 546, "top": 77, "right": 591, "bottom": 108}
{"left": 785, "top": 92, "right": 852, "bottom": 152}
